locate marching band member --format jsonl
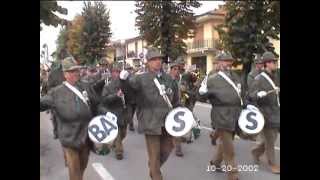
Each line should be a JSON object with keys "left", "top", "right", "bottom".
{"left": 40, "top": 57, "right": 99, "bottom": 180}
{"left": 178, "top": 58, "right": 201, "bottom": 142}
{"left": 120, "top": 47, "right": 179, "bottom": 180}
{"left": 169, "top": 60, "right": 185, "bottom": 157}
{"left": 200, "top": 52, "right": 243, "bottom": 180}
{"left": 97, "top": 62, "right": 129, "bottom": 160}
{"left": 123, "top": 64, "right": 138, "bottom": 132}
{"left": 247, "top": 54, "right": 264, "bottom": 88}
{"left": 248, "top": 51, "right": 280, "bottom": 174}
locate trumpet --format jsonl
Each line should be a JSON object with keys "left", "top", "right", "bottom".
{"left": 180, "top": 90, "right": 189, "bottom": 106}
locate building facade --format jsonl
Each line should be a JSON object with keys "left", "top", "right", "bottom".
{"left": 109, "top": 5, "right": 280, "bottom": 73}
{"left": 184, "top": 5, "right": 227, "bottom": 75}
{"left": 111, "top": 36, "right": 147, "bottom": 69}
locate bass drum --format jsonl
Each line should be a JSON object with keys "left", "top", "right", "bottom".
{"left": 238, "top": 105, "right": 265, "bottom": 139}
{"left": 88, "top": 112, "right": 119, "bottom": 155}
{"left": 165, "top": 107, "right": 195, "bottom": 137}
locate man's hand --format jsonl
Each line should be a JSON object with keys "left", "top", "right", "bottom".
{"left": 120, "top": 70, "right": 129, "bottom": 80}
{"left": 199, "top": 85, "right": 208, "bottom": 95}
{"left": 257, "top": 91, "right": 267, "bottom": 98}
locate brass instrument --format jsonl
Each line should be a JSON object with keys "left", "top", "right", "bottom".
{"left": 180, "top": 70, "right": 201, "bottom": 106}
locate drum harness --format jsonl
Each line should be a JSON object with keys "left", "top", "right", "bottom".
{"left": 260, "top": 72, "right": 280, "bottom": 107}
{"left": 153, "top": 77, "right": 213, "bottom": 132}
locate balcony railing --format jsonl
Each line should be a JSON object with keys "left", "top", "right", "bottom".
{"left": 187, "top": 39, "right": 215, "bottom": 53}
{"left": 127, "top": 51, "right": 137, "bottom": 58}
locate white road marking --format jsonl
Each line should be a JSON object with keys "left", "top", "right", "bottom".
{"left": 195, "top": 102, "right": 212, "bottom": 108}
{"left": 199, "top": 126, "right": 214, "bottom": 131}
{"left": 92, "top": 162, "right": 115, "bottom": 180}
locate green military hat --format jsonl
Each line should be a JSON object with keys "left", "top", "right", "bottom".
{"left": 62, "top": 57, "right": 82, "bottom": 72}
{"left": 261, "top": 51, "right": 278, "bottom": 63}
{"left": 175, "top": 56, "right": 185, "bottom": 65}
{"left": 170, "top": 61, "right": 180, "bottom": 69}
{"left": 170, "top": 56, "right": 185, "bottom": 69}
{"left": 215, "top": 51, "right": 234, "bottom": 61}
{"left": 145, "top": 47, "right": 164, "bottom": 61}
{"left": 111, "top": 62, "right": 122, "bottom": 72}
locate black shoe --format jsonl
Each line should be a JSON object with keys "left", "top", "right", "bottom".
{"left": 116, "top": 154, "right": 123, "bottom": 160}
{"left": 175, "top": 148, "right": 184, "bottom": 157}
{"left": 53, "top": 131, "right": 58, "bottom": 139}
{"left": 129, "top": 126, "right": 135, "bottom": 131}
{"left": 211, "top": 139, "right": 216, "bottom": 146}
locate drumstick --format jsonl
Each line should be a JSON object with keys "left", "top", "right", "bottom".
{"left": 266, "top": 88, "right": 279, "bottom": 95}
{"left": 153, "top": 78, "right": 173, "bottom": 109}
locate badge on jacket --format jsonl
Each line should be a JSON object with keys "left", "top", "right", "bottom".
{"left": 166, "top": 87, "right": 173, "bottom": 95}
{"left": 82, "top": 91, "right": 89, "bottom": 102}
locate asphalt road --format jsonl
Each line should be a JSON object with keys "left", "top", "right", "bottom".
{"left": 40, "top": 102, "right": 280, "bottom": 180}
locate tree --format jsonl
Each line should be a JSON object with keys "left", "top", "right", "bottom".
{"left": 135, "top": 0, "right": 201, "bottom": 62}
{"left": 81, "top": 2, "right": 112, "bottom": 65}
{"left": 216, "top": 1, "right": 280, "bottom": 87}
{"left": 54, "top": 24, "right": 70, "bottom": 61}
{"left": 40, "top": 1, "right": 68, "bottom": 31}
{"left": 67, "top": 15, "right": 86, "bottom": 64}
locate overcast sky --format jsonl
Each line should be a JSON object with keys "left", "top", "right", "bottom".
{"left": 40, "top": 1, "right": 225, "bottom": 62}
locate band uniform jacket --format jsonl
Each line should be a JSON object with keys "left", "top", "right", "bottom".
{"left": 126, "top": 71, "right": 179, "bottom": 135}
{"left": 248, "top": 71, "right": 280, "bottom": 129}
{"left": 40, "top": 81, "right": 96, "bottom": 149}
{"left": 206, "top": 70, "right": 244, "bottom": 132}
{"left": 98, "top": 78, "right": 128, "bottom": 127}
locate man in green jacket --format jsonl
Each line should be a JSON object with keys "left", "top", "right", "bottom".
{"left": 40, "top": 57, "right": 98, "bottom": 180}
{"left": 120, "top": 47, "right": 179, "bottom": 180}
{"left": 247, "top": 54, "right": 264, "bottom": 88}
{"left": 169, "top": 60, "right": 185, "bottom": 157}
{"left": 98, "top": 62, "right": 128, "bottom": 160}
{"left": 248, "top": 51, "right": 280, "bottom": 174}
{"left": 200, "top": 52, "right": 243, "bottom": 180}
{"left": 123, "top": 64, "right": 137, "bottom": 132}
{"left": 177, "top": 57, "right": 201, "bottom": 143}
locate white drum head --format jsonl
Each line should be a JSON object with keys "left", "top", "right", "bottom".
{"left": 165, "top": 107, "right": 195, "bottom": 137}
{"left": 238, "top": 105, "right": 265, "bottom": 135}
{"left": 88, "top": 112, "right": 118, "bottom": 144}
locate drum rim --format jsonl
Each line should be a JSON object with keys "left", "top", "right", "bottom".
{"left": 165, "top": 107, "right": 195, "bottom": 137}
{"left": 238, "top": 108, "right": 265, "bottom": 135}
{"left": 88, "top": 113, "right": 119, "bottom": 144}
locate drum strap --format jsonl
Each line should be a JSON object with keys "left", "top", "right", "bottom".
{"left": 153, "top": 78, "right": 173, "bottom": 109}
{"left": 200, "top": 74, "right": 208, "bottom": 89}
{"left": 260, "top": 72, "right": 280, "bottom": 107}
{"left": 217, "top": 71, "right": 243, "bottom": 106}
{"left": 63, "top": 81, "right": 89, "bottom": 107}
